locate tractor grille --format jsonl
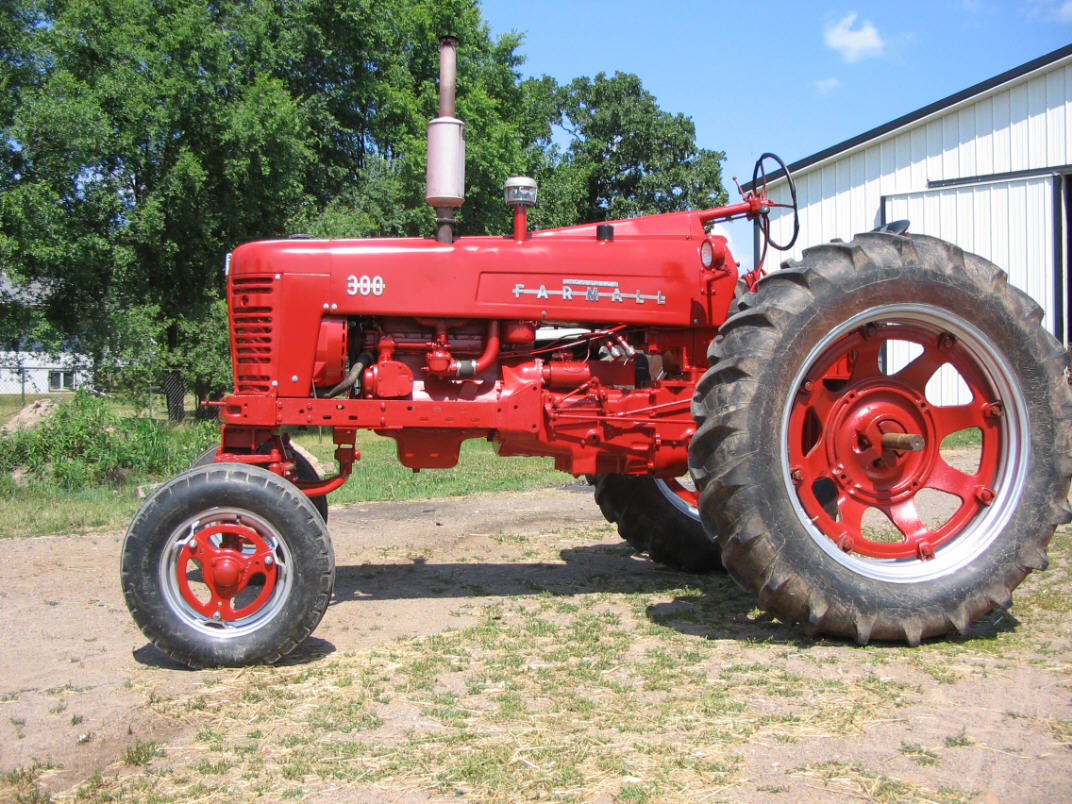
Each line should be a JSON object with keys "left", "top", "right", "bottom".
{"left": 230, "top": 275, "right": 276, "bottom": 394}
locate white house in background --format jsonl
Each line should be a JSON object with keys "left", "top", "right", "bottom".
{"left": 0, "top": 351, "right": 89, "bottom": 395}
{"left": 763, "top": 42, "right": 1072, "bottom": 348}
{"left": 0, "top": 273, "right": 90, "bottom": 396}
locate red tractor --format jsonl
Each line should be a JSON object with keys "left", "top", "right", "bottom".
{"left": 122, "top": 39, "right": 1072, "bottom": 668}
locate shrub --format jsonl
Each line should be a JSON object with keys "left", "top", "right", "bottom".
{"left": 0, "top": 392, "right": 216, "bottom": 489}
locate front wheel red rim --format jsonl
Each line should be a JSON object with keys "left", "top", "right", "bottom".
{"left": 781, "top": 304, "right": 1028, "bottom": 582}
{"left": 160, "top": 507, "right": 293, "bottom": 637}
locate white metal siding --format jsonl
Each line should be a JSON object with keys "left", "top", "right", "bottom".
{"left": 884, "top": 177, "right": 1055, "bottom": 331}
{"left": 766, "top": 58, "right": 1072, "bottom": 271}
{"left": 880, "top": 178, "right": 1056, "bottom": 404}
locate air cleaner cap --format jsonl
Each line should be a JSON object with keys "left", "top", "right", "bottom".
{"left": 504, "top": 176, "right": 538, "bottom": 207}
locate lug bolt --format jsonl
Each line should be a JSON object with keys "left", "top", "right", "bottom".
{"left": 799, "top": 380, "right": 814, "bottom": 394}
{"left": 976, "top": 487, "right": 995, "bottom": 505}
{"left": 917, "top": 541, "right": 935, "bottom": 560}
{"left": 188, "top": 539, "right": 197, "bottom": 551}
{"left": 212, "top": 611, "right": 222, "bottom": 621}
{"left": 984, "top": 401, "right": 1004, "bottom": 418}
{"left": 264, "top": 555, "right": 274, "bottom": 567}
{"left": 938, "top": 333, "right": 956, "bottom": 351}
{"left": 790, "top": 468, "right": 803, "bottom": 484}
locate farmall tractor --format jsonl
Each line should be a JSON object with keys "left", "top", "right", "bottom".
{"left": 122, "top": 39, "right": 1072, "bottom": 668}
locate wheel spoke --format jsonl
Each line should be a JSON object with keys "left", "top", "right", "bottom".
{"left": 800, "top": 441, "right": 832, "bottom": 480}
{"left": 892, "top": 348, "right": 946, "bottom": 392}
{"left": 795, "top": 376, "right": 842, "bottom": 426}
{"left": 837, "top": 495, "right": 866, "bottom": 535}
{"left": 925, "top": 459, "right": 979, "bottom": 501}
{"left": 847, "top": 337, "right": 884, "bottom": 384}
{"left": 881, "top": 499, "right": 929, "bottom": 542}
{"left": 929, "top": 402, "right": 986, "bottom": 439}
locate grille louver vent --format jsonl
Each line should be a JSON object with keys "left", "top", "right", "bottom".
{"left": 230, "top": 276, "right": 276, "bottom": 393}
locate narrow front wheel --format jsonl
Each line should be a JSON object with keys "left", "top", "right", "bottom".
{"left": 121, "top": 464, "right": 335, "bottom": 667}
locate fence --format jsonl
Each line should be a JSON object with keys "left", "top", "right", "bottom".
{"left": 0, "top": 361, "right": 197, "bottom": 423}
{"left": 0, "top": 360, "right": 87, "bottom": 405}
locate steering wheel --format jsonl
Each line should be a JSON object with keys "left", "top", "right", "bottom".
{"left": 752, "top": 152, "right": 799, "bottom": 252}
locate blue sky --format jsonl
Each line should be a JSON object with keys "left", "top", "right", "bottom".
{"left": 478, "top": 1, "right": 1071, "bottom": 262}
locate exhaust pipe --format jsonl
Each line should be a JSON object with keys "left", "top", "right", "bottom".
{"left": 426, "top": 36, "right": 465, "bottom": 244}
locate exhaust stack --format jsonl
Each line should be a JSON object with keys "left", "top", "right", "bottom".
{"left": 426, "top": 36, "right": 465, "bottom": 244}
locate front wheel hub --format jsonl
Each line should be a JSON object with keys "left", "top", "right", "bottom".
{"left": 162, "top": 508, "right": 292, "bottom": 635}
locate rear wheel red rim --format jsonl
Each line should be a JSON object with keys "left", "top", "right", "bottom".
{"left": 782, "top": 304, "right": 1026, "bottom": 580}
{"left": 655, "top": 476, "right": 699, "bottom": 517}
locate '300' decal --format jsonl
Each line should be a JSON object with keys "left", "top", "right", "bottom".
{"left": 346, "top": 274, "right": 386, "bottom": 296}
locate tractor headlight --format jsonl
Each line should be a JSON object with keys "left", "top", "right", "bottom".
{"left": 700, "top": 237, "right": 726, "bottom": 270}
{"left": 700, "top": 240, "right": 714, "bottom": 268}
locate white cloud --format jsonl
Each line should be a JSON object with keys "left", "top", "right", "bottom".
{"left": 814, "top": 76, "right": 841, "bottom": 95}
{"left": 824, "top": 13, "right": 885, "bottom": 62}
{"left": 1025, "top": 0, "right": 1072, "bottom": 20}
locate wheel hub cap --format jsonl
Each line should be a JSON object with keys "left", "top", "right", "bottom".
{"left": 177, "top": 522, "right": 279, "bottom": 621}
{"left": 827, "top": 382, "right": 932, "bottom": 506}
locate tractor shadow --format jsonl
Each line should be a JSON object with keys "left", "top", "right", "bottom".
{"left": 328, "top": 542, "right": 778, "bottom": 641}
{"left": 327, "top": 542, "right": 1020, "bottom": 655}
{"left": 131, "top": 542, "right": 1020, "bottom": 671}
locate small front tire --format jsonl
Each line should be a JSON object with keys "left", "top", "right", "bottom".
{"left": 121, "top": 464, "right": 335, "bottom": 668}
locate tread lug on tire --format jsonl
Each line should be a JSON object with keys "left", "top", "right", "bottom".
{"left": 592, "top": 474, "right": 722, "bottom": 572}
{"left": 121, "top": 464, "right": 335, "bottom": 668}
{"left": 689, "top": 232, "right": 1072, "bottom": 643}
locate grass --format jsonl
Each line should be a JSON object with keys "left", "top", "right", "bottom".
{"left": 42, "top": 524, "right": 1069, "bottom": 803}
{"left": 0, "top": 399, "right": 569, "bottom": 539}
{"left": 0, "top": 391, "right": 192, "bottom": 424}
{"left": 789, "top": 762, "right": 973, "bottom": 803}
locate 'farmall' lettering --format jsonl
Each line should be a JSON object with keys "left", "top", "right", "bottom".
{"left": 511, "top": 281, "right": 666, "bottom": 305}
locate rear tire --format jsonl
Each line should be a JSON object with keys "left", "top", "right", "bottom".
{"left": 121, "top": 464, "right": 335, "bottom": 668}
{"left": 593, "top": 474, "right": 722, "bottom": 572}
{"left": 690, "top": 233, "right": 1072, "bottom": 644}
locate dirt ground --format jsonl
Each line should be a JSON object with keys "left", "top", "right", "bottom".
{"left": 1, "top": 484, "right": 1069, "bottom": 802}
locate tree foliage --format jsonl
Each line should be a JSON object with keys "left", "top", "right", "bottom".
{"left": 550, "top": 72, "right": 727, "bottom": 224}
{"left": 0, "top": 0, "right": 725, "bottom": 411}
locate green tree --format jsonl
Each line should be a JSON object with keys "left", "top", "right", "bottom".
{"left": 172, "top": 299, "right": 232, "bottom": 412}
{"left": 0, "top": 0, "right": 540, "bottom": 413}
{"left": 1, "top": 1, "right": 725, "bottom": 416}
{"left": 544, "top": 72, "right": 726, "bottom": 224}
{"left": 2, "top": 0, "right": 313, "bottom": 347}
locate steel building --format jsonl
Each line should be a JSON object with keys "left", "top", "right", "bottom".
{"left": 764, "top": 43, "right": 1072, "bottom": 351}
